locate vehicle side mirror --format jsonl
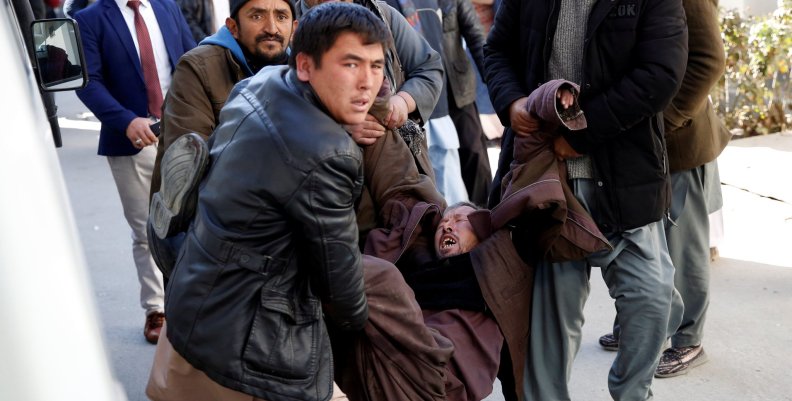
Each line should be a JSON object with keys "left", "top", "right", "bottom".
{"left": 30, "top": 19, "right": 88, "bottom": 91}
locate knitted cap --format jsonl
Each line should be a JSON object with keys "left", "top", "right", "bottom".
{"left": 230, "top": 0, "right": 296, "bottom": 18}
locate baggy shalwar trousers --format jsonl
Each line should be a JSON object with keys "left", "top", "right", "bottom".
{"left": 523, "top": 179, "right": 683, "bottom": 401}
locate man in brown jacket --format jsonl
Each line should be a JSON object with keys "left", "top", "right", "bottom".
{"left": 150, "top": 0, "right": 297, "bottom": 198}
{"left": 146, "top": 0, "right": 297, "bottom": 271}
{"left": 598, "top": 0, "right": 731, "bottom": 378}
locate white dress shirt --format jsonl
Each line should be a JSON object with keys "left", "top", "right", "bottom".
{"left": 114, "top": 0, "right": 172, "bottom": 97}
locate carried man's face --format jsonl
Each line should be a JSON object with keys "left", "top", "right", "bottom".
{"left": 296, "top": 32, "right": 385, "bottom": 125}
{"left": 434, "top": 206, "right": 480, "bottom": 259}
{"left": 229, "top": 0, "right": 296, "bottom": 64}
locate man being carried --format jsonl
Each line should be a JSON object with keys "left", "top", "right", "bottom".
{"left": 405, "top": 202, "right": 503, "bottom": 401}
{"left": 359, "top": 80, "right": 610, "bottom": 401}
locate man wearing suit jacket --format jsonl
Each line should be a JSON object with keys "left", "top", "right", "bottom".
{"left": 74, "top": 0, "right": 195, "bottom": 344}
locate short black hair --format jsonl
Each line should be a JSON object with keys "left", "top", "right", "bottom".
{"left": 289, "top": 2, "right": 391, "bottom": 69}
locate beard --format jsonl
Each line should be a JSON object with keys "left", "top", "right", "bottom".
{"left": 252, "top": 34, "right": 289, "bottom": 66}
{"left": 252, "top": 48, "right": 289, "bottom": 66}
{"left": 240, "top": 33, "right": 290, "bottom": 73}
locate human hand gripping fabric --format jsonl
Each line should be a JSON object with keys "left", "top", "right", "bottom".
{"left": 345, "top": 114, "right": 387, "bottom": 145}
{"left": 509, "top": 96, "right": 540, "bottom": 137}
{"left": 383, "top": 91, "right": 414, "bottom": 129}
{"left": 345, "top": 77, "right": 392, "bottom": 145}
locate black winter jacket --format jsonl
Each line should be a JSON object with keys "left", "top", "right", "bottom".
{"left": 165, "top": 66, "right": 368, "bottom": 401}
{"left": 484, "top": 0, "right": 688, "bottom": 232}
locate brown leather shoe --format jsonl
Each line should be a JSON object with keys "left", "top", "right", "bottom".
{"left": 144, "top": 312, "right": 165, "bottom": 344}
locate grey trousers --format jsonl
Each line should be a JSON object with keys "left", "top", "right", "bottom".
{"left": 523, "top": 179, "right": 683, "bottom": 401}
{"left": 614, "top": 160, "right": 721, "bottom": 348}
{"left": 666, "top": 161, "right": 719, "bottom": 347}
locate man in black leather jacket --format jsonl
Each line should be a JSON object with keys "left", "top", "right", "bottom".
{"left": 145, "top": 4, "right": 390, "bottom": 401}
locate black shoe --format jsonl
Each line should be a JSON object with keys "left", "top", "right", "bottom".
{"left": 150, "top": 133, "right": 208, "bottom": 239}
{"left": 598, "top": 333, "right": 619, "bottom": 351}
{"left": 655, "top": 345, "right": 708, "bottom": 378}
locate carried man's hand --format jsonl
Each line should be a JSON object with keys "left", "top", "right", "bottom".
{"left": 345, "top": 114, "right": 387, "bottom": 145}
{"left": 557, "top": 89, "right": 575, "bottom": 109}
{"left": 126, "top": 117, "right": 158, "bottom": 149}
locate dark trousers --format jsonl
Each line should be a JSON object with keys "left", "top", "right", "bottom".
{"left": 448, "top": 100, "right": 491, "bottom": 206}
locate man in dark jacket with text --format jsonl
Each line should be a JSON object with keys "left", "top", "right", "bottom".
{"left": 484, "top": 0, "right": 688, "bottom": 399}
{"left": 599, "top": 0, "right": 732, "bottom": 379}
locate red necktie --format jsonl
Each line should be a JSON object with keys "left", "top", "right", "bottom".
{"left": 127, "top": 0, "right": 163, "bottom": 119}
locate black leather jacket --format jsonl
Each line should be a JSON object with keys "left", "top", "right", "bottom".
{"left": 165, "top": 66, "right": 368, "bottom": 401}
{"left": 484, "top": 0, "right": 688, "bottom": 232}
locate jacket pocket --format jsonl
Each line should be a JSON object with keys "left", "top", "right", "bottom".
{"left": 242, "top": 290, "right": 322, "bottom": 381}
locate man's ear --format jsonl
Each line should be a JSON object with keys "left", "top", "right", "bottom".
{"left": 295, "top": 52, "right": 312, "bottom": 82}
{"left": 226, "top": 17, "right": 239, "bottom": 39}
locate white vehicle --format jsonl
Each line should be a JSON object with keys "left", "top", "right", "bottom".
{"left": 0, "top": 1, "right": 125, "bottom": 400}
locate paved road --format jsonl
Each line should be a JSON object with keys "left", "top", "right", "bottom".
{"left": 56, "top": 91, "right": 792, "bottom": 401}
{"left": 56, "top": 93, "right": 154, "bottom": 401}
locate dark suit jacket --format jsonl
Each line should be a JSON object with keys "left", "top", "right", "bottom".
{"left": 74, "top": 0, "right": 195, "bottom": 156}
